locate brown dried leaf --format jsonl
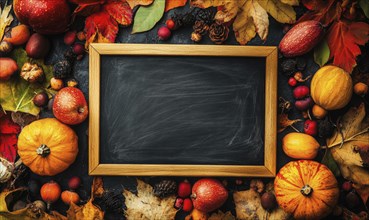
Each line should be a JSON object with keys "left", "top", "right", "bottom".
{"left": 123, "top": 179, "right": 177, "bottom": 220}
{"left": 11, "top": 112, "right": 39, "bottom": 128}
{"left": 327, "top": 103, "right": 369, "bottom": 203}
{"left": 278, "top": 113, "right": 301, "bottom": 133}
{"left": 126, "top": 0, "right": 153, "bottom": 8}
{"left": 233, "top": 185, "right": 290, "bottom": 220}
{"left": 0, "top": 188, "right": 67, "bottom": 220}
{"left": 0, "top": 3, "right": 13, "bottom": 41}
{"left": 208, "top": 210, "right": 235, "bottom": 220}
{"left": 91, "top": 177, "right": 104, "bottom": 198}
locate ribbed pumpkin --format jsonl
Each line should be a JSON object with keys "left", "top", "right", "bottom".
{"left": 18, "top": 118, "right": 78, "bottom": 176}
{"left": 311, "top": 65, "right": 352, "bottom": 110}
{"left": 274, "top": 160, "right": 339, "bottom": 220}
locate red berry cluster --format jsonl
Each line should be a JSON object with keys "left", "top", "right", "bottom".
{"left": 157, "top": 19, "right": 176, "bottom": 41}
{"left": 63, "top": 30, "right": 86, "bottom": 60}
{"left": 174, "top": 180, "right": 193, "bottom": 212}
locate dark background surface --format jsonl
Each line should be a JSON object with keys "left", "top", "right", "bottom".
{"left": 5, "top": 1, "right": 325, "bottom": 219}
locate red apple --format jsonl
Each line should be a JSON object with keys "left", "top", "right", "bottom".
{"left": 13, "top": 0, "right": 71, "bottom": 34}
{"left": 53, "top": 87, "right": 88, "bottom": 125}
{"left": 191, "top": 178, "right": 228, "bottom": 213}
{"left": 304, "top": 120, "right": 318, "bottom": 136}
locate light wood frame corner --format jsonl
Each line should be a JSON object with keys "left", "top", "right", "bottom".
{"left": 89, "top": 43, "right": 278, "bottom": 177}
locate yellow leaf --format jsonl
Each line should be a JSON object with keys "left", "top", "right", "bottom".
{"left": 214, "top": 0, "right": 241, "bottom": 23}
{"left": 257, "top": 0, "right": 296, "bottom": 24}
{"left": 126, "top": 0, "right": 154, "bottom": 9}
{"left": 233, "top": 1, "right": 256, "bottom": 45}
{"left": 280, "top": 0, "right": 299, "bottom": 6}
{"left": 190, "top": 0, "right": 225, "bottom": 8}
{"left": 0, "top": 3, "right": 13, "bottom": 41}
{"left": 249, "top": 0, "right": 269, "bottom": 40}
{"left": 123, "top": 179, "right": 178, "bottom": 220}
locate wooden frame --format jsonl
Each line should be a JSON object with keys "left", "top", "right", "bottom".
{"left": 89, "top": 44, "right": 278, "bottom": 177}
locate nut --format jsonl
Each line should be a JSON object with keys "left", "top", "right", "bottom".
{"left": 20, "top": 62, "right": 44, "bottom": 83}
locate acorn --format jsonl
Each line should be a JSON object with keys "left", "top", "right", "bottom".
{"left": 260, "top": 192, "right": 277, "bottom": 211}
{"left": 33, "top": 92, "right": 49, "bottom": 107}
{"left": 0, "top": 40, "right": 13, "bottom": 56}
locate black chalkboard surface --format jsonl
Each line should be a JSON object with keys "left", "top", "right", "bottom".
{"left": 89, "top": 44, "right": 277, "bottom": 176}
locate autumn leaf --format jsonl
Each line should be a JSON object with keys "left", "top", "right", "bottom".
{"left": 191, "top": 0, "right": 296, "bottom": 45}
{"left": 69, "top": 0, "right": 105, "bottom": 16}
{"left": 132, "top": 0, "right": 165, "bottom": 33}
{"left": 208, "top": 210, "right": 236, "bottom": 220}
{"left": 327, "top": 103, "right": 369, "bottom": 203}
{"left": 165, "top": 0, "right": 187, "bottom": 12}
{"left": 0, "top": 113, "right": 21, "bottom": 163}
{"left": 0, "top": 3, "right": 13, "bottom": 41}
{"left": 103, "top": 0, "right": 133, "bottom": 26}
{"left": 123, "top": 179, "right": 178, "bottom": 220}
{"left": 327, "top": 21, "right": 369, "bottom": 73}
{"left": 299, "top": 0, "right": 339, "bottom": 25}
{"left": 85, "top": 11, "right": 119, "bottom": 47}
{"left": 278, "top": 113, "right": 301, "bottom": 133}
{"left": 234, "top": 184, "right": 290, "bottom": 220}
{"left": 126, "top": 0, "right": 153, "bottom": 9}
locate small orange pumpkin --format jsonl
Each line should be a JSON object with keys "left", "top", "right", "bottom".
{"left": 40, "top": 181, "right": 61, "bottom": 204}
{"left": 61, "top": 190, "right": 80, "bottom": 205}
{"left": 274, "top": 160, "right": 339, "bottom": 219}
{"left": 17, "top": 118, "right": 78, "bottom": 176}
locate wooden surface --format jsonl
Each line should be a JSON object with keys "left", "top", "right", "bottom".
{"left": 89, "top": 43, "right": 277, "bottom": 177}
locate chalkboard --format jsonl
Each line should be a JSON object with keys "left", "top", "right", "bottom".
{"left": 89, "top": 44, "right": 277, "bottom": 177}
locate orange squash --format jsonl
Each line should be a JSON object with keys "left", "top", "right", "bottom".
{"left": 17, "top": 118, "right": 78, "bottom": 176}
{"left": 311, "top": 65, "right": 352, "bottom": 110}
{"left": 274, "top": 160, "right": 339, "bottom": 220}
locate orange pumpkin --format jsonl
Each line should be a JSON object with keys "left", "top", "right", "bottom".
{"left": 274, "top": 160, "right": 339, "bottom": 220}
{"left": 17, "top": 118, "right": 78, "bottom": 176}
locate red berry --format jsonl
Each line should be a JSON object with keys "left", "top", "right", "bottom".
{"left": 295, "top": 96, "right": 313, "bottom": 111}
{"left": 72, "top": 43, "right": 85, "bottom": 56}
{"left": 64, "top": 31, "right": 76, "bottom": 46}
{"left": 158, "top": 26, "right": 171, "bottom": 40}
{"left": 174, "top": 197, "right": 184, "bottom": 209}
{"left": 342, "top": 181, "right": 352, "bottom": 192}
{"left": 304, "top": 119, "right": 318, "bottom": 136}
{"left": 182, "top": 198, "right": 193, "bottom": 212}
{"left": 177, "top": 180, "right": 191, "bottom": 198}
{"left": 288, "top": 77, "right": 297, "bottom": 87}
{"left": 166, "top": 19, "right": 176, "bottom": 30}
{"left": 293, "top": 85, "right": 310, "bottom": 99}
{"left": 68, "top": 176, "right": 81, "bottom": 190}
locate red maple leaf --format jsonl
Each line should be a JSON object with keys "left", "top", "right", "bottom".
{"left": 0, "top": 113, "right": 21, "bottom": 163}
{"left": 299, "top": 0, "right": 341, "bottom": 25}
{"left": 326, "top": 21, "right": 369, "bottom": 73}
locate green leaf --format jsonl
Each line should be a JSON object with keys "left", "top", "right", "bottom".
{"left": 0, "top": 48, "right": 54, "bottom": 116}
{"left": 314, "top": 40, "right": 330, "bottom": 67}
{"left": 321, "top": 149, "right": 341, "bottom": 177}
{"left": 132, "top": 0, "right": 165, "bottom": 33}
{"left": 359, "top": 0, "right": 369, "bottom": 19}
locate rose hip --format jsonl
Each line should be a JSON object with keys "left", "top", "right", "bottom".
{"left": 288, "top": 77, "right": 297, "bottom": 87}
{"left": 304, "top": 120, "right": 318, "bottom": 136}
{"left": 293, "top": 85, "right": 310, "bottom": 99}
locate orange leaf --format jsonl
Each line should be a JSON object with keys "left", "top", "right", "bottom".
{"left": 103, "top": 0, "right": 133, "bottom": 26}
{"left": 84, "top": 10, "right": 119, "bottom": 49}
{"left": 298, "top": 0, "right": 340, "bottom": 26}
{"left": 126, "top": 0, "right": 153, "bottom": 9}
{"left": 278, "top": 113, "right": 301, "bottom": 133}
{"left": 327, "top": 21, "right": 369, "bottom": 73}
{"left": 165, "top": 0, "right": 187, "bottom": 12}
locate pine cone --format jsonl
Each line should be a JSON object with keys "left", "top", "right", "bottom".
{"left": 153, "top": 180, "right": 177, "bottom": 198}
{"left": 191, "top": 32, "right": 202, "bottom": 43}
{"left": 209, "top": 22, "right": 229, "bottom": 45}
{"left": 53, "top": 60, "right": 72, "bottom": 79}
{"left": 182, "top": 11, "right": 196, "bottom": 26}
{"left": 196, "top": 8, "right": 215, "bottom": 25}
{"left": 193, "top": 20, "right": 209, "bottom": 35}
{"left": 171, "top": 13, "right": 184, "bottom": 29}
{"left": 100, "top": 190, "right": 124, "bottom": 213}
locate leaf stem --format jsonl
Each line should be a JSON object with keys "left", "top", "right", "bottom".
{"left": 14, "top": 85, "right": 31, "bottom": 112}
{"left": 328, "top": 126, "right": 369, "bottom": 148}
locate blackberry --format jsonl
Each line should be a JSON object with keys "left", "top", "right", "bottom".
{"left": 153, "top": 180, "right": 177, "bottom": 198}
{"left": 53, "top": 60, "right": 72, "bottom": 79}
{"left": 280, "top": 59, "right": 297, "bottom": 76}
{"left": 318, "top": 117, "right": 335, "bottom": 138}
{"left": 63, "top": 48, "right": 77, "bottom": 63}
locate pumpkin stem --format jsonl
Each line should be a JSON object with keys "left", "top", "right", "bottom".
{"left": 36, "top": 144, "right": 50, "bottom": 157}
{"left": 300, "top": 185, "right": 313, "bottom": 196}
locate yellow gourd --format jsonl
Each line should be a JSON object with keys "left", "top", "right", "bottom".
{"left": 282, "top": 132, "right": 320, "bottom": 159}
{"left": 311, "top": 65, "right": 352, "bottom": 110}
{"left": 17, "top": 118, "right": 78, "bottom": 176}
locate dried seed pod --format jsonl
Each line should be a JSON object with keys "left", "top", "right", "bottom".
{"left": 0, "top": 157, "right": 14, "bottom": 183}
{"left": 0, "top": 41, "right": 13, "bottom": 56}
{"left": 20, "top": 62, "right": 44, "bottom": 83}
{"left": 191, "top": 32, "right": 202, "bottom": 43}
